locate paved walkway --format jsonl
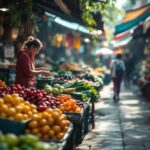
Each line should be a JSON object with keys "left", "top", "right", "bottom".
{"left": 76, "top": 84, "right": 150, "bottom": 150}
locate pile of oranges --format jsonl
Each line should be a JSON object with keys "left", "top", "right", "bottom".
{"left": 0, "top": 94, "right": 37, "bottom": 120}
{"left": 0, "top": 93, "right": 71, "bottom": 140}
{"left": 59, "top": 99, "right": 82, "bottom": 113}
{"left": 25, "top": 108, "right": 70, "bottom": 140}
{"left": 56, "top": 95, "right": 82, "bottom": 113}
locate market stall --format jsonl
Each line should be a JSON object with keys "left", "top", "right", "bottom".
{"left": 0, "top": 62, "right": 104, "bottom": 149}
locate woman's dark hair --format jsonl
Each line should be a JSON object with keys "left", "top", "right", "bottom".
{"left": 116, "top": 54, "right": 122, "bottom": 59}
{"left": 23, "top": 36, "right": 43, "bottom": 50}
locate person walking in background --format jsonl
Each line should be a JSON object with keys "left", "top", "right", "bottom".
{"left": 110, "top": 54, "right": 126, "bottom": 101}
{"left": 124, "top": 52, "right": 134, "bottom": 88}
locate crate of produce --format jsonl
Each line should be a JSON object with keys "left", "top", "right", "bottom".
{"left": 63, "top": 102, "right": 87, "bottom": 124}
{"left": 64, "top": 111, "right": 84, "bottom": 124}
{"left": 83, "top": 103, "right": 90, "bottom": 134}
{"left": 44, "top": 123, "right": 73, "bottom": 150}
{"left": 0, "top": 118, "right": 30, "bottom": 134}
{"left": 63, "top": 103, "right": 89, "bottom": 145}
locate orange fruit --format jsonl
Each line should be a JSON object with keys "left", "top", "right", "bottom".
{"left": 0, "top": 98, "right": 4, "bottom": 105}
{"left": 42, "top": 112, "right": 52, "bottom": 119}
{"left": 48, "top": 117, "right": 55, "bottom": 126}
{"left": 31, "top": 114, "right": 39, "bottom": 120}
{"left": 31, "top": 128, "right": 39, "bottom": 135}
{"left": 27, "top": 111, "right": 33, "bottom": 117}
{"left": 52, "top": 111, "right": 60, "bottom": 120}
{"left": 39, "top": 118, "right": 47, "bottom": 126}
{"left": 63, "top": 126, "right": 69, "bottom": 132}
{"left": 72, "top": 105, "right": 77, "bottom": 111}
{"left": 12, "top": 97, "right": 20, "bottom": 105}
{"left": 32, "top": 109, "right": 38, "bottom": 114}
{"left": 11, "top": 93, "right": 19, "bottom": 98}
{"left": 59, "top": 114, "right": 67, "bottom": 120}
{"left": 15, "top": 105, "right": 23, "bottom": 113}
{"left": 28, "top": 120, "right": 38, "bottom": 129}
{"left": 65, "top": 106, "right": 71, "bottom": 112}
{"left": 15, "top": 113, "right": 24, "bottom": 120}
{"left": 46, "top": 108, "right": 53, "bottom": 114}
{"left": 30, "top": 104, "right": 37, "bottom": 109}
{"left": 54, "top": 108, "right": 62, "bottom": 115}
{"left": 24, "top": 101, "right": 30, "bottom": 106}
{"left": 1, "top": 104, "right": 8, "bottom": 113}
{"left": 70, "top": 100, "right": 76, "bottom": 105}
{"left": 52, "top": 125, "right": 61, "bottom": 134}
{"left": 49, "top": 130, "right": 55, "bottom": 137}
{"left": 22, "top": 105, "right": 31, "bottom": 113}
{"left": 7, "top": 108, "right": 16, "bottom": 116}
{"left": 23, "top": 114, "right": 29, "bottom": 120}
{"left": 41, "top": 125, "right": 51, "bottom": 134}
{"left": 65, "top": 120, "right": 70, "bottom": 127}
{"left": 55, "top": 118, "right": 62, "bottom": 125}
{"left": 60, "top": 107, "right": 65, "bottom": 112}
{"left": 3, "top": 94, "right": 12, "bottom": 103}
{"left": 56, "top": 132, "right": 64, "bottom": 140}
{"left": 60, "top": 120, "right": 68, "bottom": 129}
{"left": 75, "top": 108, "right": 82, "bottom": 113}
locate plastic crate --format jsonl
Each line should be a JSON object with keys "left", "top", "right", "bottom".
{"left": 0, "top": 118, "right": 30, "bottom": 134}
{"left": 83, "top": 103, "right": 90, "bottom": 134}
{"left": 64, "top": 111, "right": 83, "bottom": 124}
{"left": 47, "top": 123, "right": 73, "bottom": 143}
{"left": 64, "top": 103, "right": 89, "bottom": 146}
{"left": 44, "top": 124, "right": 74, "bottom": 150}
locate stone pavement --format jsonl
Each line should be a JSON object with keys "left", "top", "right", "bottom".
{"left": 76, "top": 84, "right": 150, "bottom": 150}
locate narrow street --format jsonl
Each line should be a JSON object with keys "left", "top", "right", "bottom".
{"left": 77, "top": 84, "right": 150, "bottom": 150}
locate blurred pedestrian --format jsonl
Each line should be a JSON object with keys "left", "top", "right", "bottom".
{"left": 110, "top": 54, "right": 126, "bottom": 101}
{"left": 124, "top": 53, "right": 134, "bottom": 88}
{"left": 16, "top": 36, "right": 50, "bottom": 88}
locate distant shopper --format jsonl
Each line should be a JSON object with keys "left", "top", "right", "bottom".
{"left": 110, "top": 54, "right": 125, "bottom": 101}
{"left": 16, "top": 36, "right": 50, "bottom": 87}
{"left": 124, "top": 53, "right": 134, "bottom": 88}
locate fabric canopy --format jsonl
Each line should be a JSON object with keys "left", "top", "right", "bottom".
{"left": 112, "top": 36, "right": 132, "bottom": 49}
{"left": 123, "top": 4, "right": 150, "bottom": 23}
{"left": 115, "top": 10, "right": 150, "bottom": 35}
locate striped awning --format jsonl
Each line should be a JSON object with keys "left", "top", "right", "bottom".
{"left": 123, "top": 4, "right": 150, "bottom": 23}
{"left": 115, "top": 4, "right": 150, "bottom": 35}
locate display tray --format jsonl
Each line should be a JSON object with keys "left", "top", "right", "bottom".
{"left": 0, "top": 118, "right": 30, "bottom": 134}
{"left": 44, "top": 123, "right": 73, "bottom": 143}
{"left": 64, "top": 109, "right": 84, "bottom": 124}
{"left": 43, "top": 123, "right": 73, "bottom": 150}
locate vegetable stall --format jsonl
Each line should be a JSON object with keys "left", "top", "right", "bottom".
{"left": 0, "top": 62, "right": 104, "bottom": 149}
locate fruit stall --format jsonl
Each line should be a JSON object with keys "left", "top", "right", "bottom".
{"left": 133, "top": 58, "right": 150, "bottom": 99}
{"left": 0, "top": 63, "right": 104, "bottom": 150}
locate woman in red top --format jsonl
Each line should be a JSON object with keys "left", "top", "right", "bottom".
{"left": 16, "top": 37, "right": 50, "bottom": 87}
